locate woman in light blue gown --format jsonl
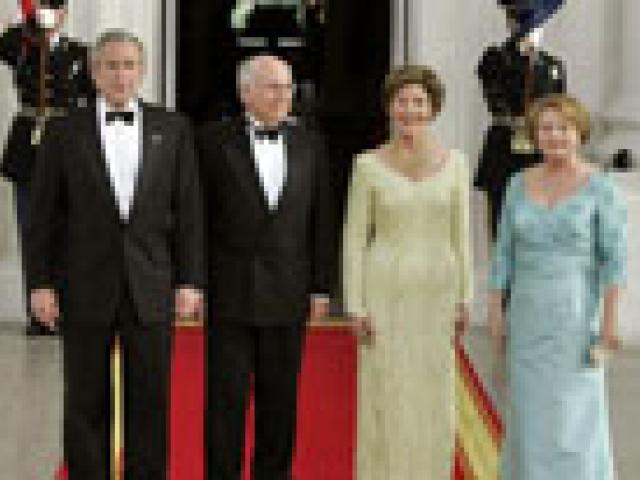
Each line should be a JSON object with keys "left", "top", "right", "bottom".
{"left": 488, "top": 94, "right": 627, "bottom": 480}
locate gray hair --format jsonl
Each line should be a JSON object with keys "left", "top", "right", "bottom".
{"left": 91, "top": 29, "right": 145, "bottom": 64}
{"left": 236, "top": 54, "right": 292, "bottom": 93}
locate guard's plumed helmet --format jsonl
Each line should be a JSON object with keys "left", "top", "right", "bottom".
{"left": 498, "top": 0, "right": 566, "bottom": 39}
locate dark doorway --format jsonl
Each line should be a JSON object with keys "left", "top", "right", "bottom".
{"left": 178, "top": 1, "right": 390, "bottom": 123}
{"left": 178, "top": 0, "right": 391, "bottom": 290}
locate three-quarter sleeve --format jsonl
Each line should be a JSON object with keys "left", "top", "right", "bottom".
{"left": 488, "top": 174, "right": 519, "bottom": 291}
{"left": 596, "top": 175, "right": 628, "bottom": 288}
{"left": 342, "top": 155, "right": 373, "bottom": 317}
{"left": 451, "top": 152, "right": 473, "bottom": 304}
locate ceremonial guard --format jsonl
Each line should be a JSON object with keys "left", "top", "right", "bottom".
{"left": 474, "top": 0, "right": 566, "bottom": 239}
{"left": 0, "top": 0, "right": 93, "bottom": 335}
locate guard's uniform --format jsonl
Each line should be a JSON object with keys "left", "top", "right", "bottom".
{"left": 0, "top": 14, "right": 93, "bottom": 332}
{"left": 474, "top": 39, "right": 566, "bottom": 239}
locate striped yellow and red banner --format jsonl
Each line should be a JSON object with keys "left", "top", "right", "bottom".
{"left": 454, "top": 340, "right": 503, "bottom": 480}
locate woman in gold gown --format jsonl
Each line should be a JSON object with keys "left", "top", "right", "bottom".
{"left": 343, "top": 65, "right": 473, "bottom": 479}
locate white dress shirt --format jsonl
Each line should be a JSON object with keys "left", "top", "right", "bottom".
{"left": 248, "top": 116, "right": 329, "bottom": 302}
{"left": 97, "top": 97, "right": 142, "bottom": 220}
{"left": 248, "top": 117, "right": 287, "bottom": 210}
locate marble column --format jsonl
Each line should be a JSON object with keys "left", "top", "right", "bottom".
{"left": 607, "top": 0, "right": 640, "bottom": 121}
{"left": 595, "top": 0, "right": 640, "bottom": 160}
{"left": 611, "top": 172, "right": 640, "bottom": 345}
{"left": 0, "top": 8, "right": 21, "bottom": 320}
{"left": 0, "top": 3, "right": 19, "bottom": 263}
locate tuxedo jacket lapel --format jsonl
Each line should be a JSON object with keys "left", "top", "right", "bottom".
{"left": 128, "top": 104, "right": 164, "bottom": 223}
{"left": 79, "top": 106, "right": 122, "bottom": 220}
{"left": 277, "top": 125, "right": 306, "bottom": 216}
{"left": 227, "top": 119, "right": 310, "bottom": 218}
{"left": 225, "top": 119, "right": 270, "bottom": 214}
{"left": 221, "top": 118, "right": 309, "bottom": 218}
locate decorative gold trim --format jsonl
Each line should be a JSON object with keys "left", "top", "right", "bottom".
{"left": 308, "top": 318, "right": 352, "bottom": 329}
{"left": 111, "top": 336, "right": 123, "bottom": 480}
{"left": 173, "top": 316, "right": 354, "bottom": 330}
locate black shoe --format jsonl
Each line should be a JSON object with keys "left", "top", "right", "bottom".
{"left": 25, "top": 319, "right": 57, "bottom": 336}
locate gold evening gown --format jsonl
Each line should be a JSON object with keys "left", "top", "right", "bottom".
{"left": 343, "top": 148, "right": 472, "bottom": 479}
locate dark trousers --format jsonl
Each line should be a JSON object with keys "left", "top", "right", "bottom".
{"left": 206, "top": 322, "right": 306, "bottom": 480}
{"left": 63, "top": 292, "right": 172, "bottom": 480}
{"left": 14, "top": 181, "right": 29, "bottom": 236}
{"left": 14, "top": 182, "right": 31, "bottom": 313}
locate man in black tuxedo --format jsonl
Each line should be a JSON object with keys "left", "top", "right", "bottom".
{"left": 27, "top": 29, "right": 204, "bottom": 480}
{"left": 198, "top": 54, "right": 334, "bottom": 480}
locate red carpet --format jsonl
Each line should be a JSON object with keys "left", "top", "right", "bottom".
{"left": 57, "top": 326, "right": 501, "bottom": 479}
{"left": 169, "top": 325, "right": 357, "bottom": 480}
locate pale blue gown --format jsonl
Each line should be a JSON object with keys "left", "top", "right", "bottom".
{"left": 489, "top": 171, "right": 627, "bottom": 480}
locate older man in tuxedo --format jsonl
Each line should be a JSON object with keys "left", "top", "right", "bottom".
{"left": 27, "top": 29, "right": 204, "bottom": 480}
{"left": 198, "top": 54, "right": 334, "bottom": 480}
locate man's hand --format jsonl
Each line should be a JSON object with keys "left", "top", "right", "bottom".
{"left": 175, "top": 287, "right": 204, "bottom": 320}
{"left": 310, "top": 295, "right": 330, "bottom": 322}
{"left": 30, "top": 288, "right": 60, "bottom": 329}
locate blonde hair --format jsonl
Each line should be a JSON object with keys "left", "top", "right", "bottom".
{"left": 526, "top": 94, "right": 591, "bottom": 144}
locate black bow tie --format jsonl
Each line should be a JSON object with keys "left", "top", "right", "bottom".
{"left": 105, "top": 111, "right": 135, "bottom": 125}
{"left": 254, "top": 127, "right": 283, "bottom": 142}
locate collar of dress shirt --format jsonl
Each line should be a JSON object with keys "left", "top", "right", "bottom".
{"left": 247, "top": 114, "right": 279, "bottom": 145}
{"left": 97, "top": 97, "right": 140, "bottom": 124}
{"left": 246, "top": 113, "right": 271, "bottom": 131}
{"left": 245, "top": 113, "right": 296, "bottom": 133}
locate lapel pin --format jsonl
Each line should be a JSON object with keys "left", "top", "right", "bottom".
{"left": 68, "top": 61, "right": 80, "bottom": 79}
{"left": 151, "top": 133, "right": 163, "bottom": 146}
